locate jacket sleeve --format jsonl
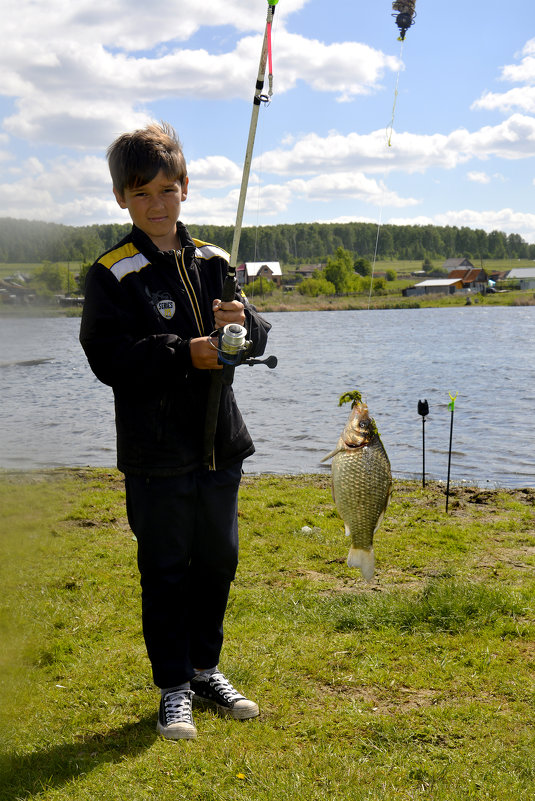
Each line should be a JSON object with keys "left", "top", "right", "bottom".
{"left": 240, "top": 289, "right": 271, "bottom": 358}
{"left": 80, "top": 262, "right": 192, "bottom": 390}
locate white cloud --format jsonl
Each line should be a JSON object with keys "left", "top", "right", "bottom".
{"left": 0, "top": 155, "right": 116, "bottom": 223}
{"left": 467, "top": 171, "right": 505, "bottom": 184}
{"left": 1, "top": 2, "right": 534, "bottom": 235}
{"left": 501, "top": 38, "right": 535, "bottom": 83}
{"left": 188, "top": 156, "right": 244, "bottom": 189}
{"left": 1, "top": 0, "right": 398, "bottom": 149}
{"left": 389, "top": 209, "right": 535, "bottom": 244}
{"left": 273, "top": 34, "right": 400, "bottom": 101}
{"left": 4, "top": 95, "right": 151, "bottom": 149}
{"left": 285, "top": 172, "right": 418, "bottom": 207}
{"left": 255, "top": 114, "right": 535, "bottom": 176}
{"left": 467, "top": 171, "right": 492, "bottom": 184}
{"left": 3, "top": 0, "right": 310, "bottom": 53}
{"left": 472, "top": 87, "right": 535, "bottom": 114}
{"left": 317, "top": 214, "right": 380, "bottom": 225}
{"left": 187, "top": 170, "right": 418, "bottom": 224}
{"left": 472, "top": 38, "right": 535, "bottom": 113}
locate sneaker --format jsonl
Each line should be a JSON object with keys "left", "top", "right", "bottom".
{"left": 157, "top": 689, "right": 197, "bottom": 740}
{"left": 191, "top": 670, "right": 259, "bottom": 720}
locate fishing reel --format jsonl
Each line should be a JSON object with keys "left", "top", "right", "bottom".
{"left": 218, "top": 324, "right": 252, "bottom": 367}
{"left": 217, "top": 323, "right": 277, "bottom": 382}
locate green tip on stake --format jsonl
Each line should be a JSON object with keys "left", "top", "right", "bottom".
{"left": 448, "top": 392, "right": 458, "bottom": 412}
{"left": 268, "top": 1, "right": 279, "bottom": 5}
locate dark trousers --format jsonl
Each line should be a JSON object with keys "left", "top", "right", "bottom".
{"left": 125, "top": 463, "right": 242, "bottom": 688}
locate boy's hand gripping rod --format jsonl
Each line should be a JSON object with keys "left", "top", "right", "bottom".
{"left": 203, "top": 0, "right": 279, "bottom": 470}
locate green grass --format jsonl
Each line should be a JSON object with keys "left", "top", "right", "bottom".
{"left": 251, "top": 287, "right": 535, "bottom": 313}
{"left": 0, "top": 263, "right": 41, "bottom": 279}
{"left": 0, "top": 262, "right": 83, "bottom": 279}
{"left": 0, "top": 470, "right": 534, "bottom": 800}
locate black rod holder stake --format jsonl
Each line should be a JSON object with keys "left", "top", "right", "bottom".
{"left": 445, "top": 393, "right": 457, "bottom": 513}
{"left": 417, "top": 399, "right": 429, "bottom": 488}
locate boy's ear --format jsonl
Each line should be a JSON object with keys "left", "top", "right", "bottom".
{"left": 113, "top": 187, "right": 127, "bottom": 209}
{"left": 181, "top": 177, "right": 189, "bottom": 201}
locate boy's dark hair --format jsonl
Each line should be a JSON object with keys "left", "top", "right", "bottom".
{"left": 107, "top": 122, "right": 187, "bottom": 196}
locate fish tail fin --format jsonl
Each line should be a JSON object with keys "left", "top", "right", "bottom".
{"left": 347, "top": 547, "right": 375, "bottom": 581}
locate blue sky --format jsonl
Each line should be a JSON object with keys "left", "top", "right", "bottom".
{"left": 2, "top": 0, "right": 535, "bottom": 242}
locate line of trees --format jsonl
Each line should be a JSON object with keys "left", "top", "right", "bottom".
{"left": 1, "top": 216, "right": 534, "bottom": 265}
{"left": 298, "top": 248, "right": 391, "bottom": 297}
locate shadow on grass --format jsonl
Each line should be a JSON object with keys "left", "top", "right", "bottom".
{"left": 0, "top": 716, "right": 156, "bottom": 800}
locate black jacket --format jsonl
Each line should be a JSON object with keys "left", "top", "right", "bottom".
{"left": 80, "top": 222, "right": 271, "bottom": 475}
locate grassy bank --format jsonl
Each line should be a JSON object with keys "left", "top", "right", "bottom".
{"left": 1, "top": 470, "right": 534, "bottom": 800}
{"left": 2, "top": 289, "right": 534, "bottom": 318}
{"left": 250, "top": 289, "right": 535, "bottom": 313}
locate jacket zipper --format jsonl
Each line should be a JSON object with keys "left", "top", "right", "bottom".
{"left": 174, "top": 249, "right": 217, "bottom": 469}
{"left": 174, "top": 249, "right": 205, "bottom": 337}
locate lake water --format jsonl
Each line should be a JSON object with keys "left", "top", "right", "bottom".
{"left": 1, "top": 307, "right": 534, "bottom": 487}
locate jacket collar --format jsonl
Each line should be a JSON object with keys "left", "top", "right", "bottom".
{"left": 130, "top": 221, "right": 195, "bottom": 259}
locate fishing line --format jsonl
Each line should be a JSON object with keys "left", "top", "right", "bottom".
{"left": 252, "top": 145, "right": 265, "bottom": 301}
{"left": 253, "top": 102, "right": 268, "bottom": 262}
{"left": 386, "top": 39, "right": 405, "bottom": 148}
{"left": 368, "top": 199, "right": 384, "bottom": 310}
{"left": 367, "top": 2, "right": 417, "bottom": 309}
{"left": 367, "top": 46, "right": 403, "bottom": 309}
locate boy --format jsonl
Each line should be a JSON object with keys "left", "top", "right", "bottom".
{"left": 80, "top": 122, "right": 271, "bottom": 740}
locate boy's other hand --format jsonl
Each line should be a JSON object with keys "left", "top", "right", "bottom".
{"left": 190, "top": 336, "right": 222, "bottom": 370}
{"left": 212, "top": 299, "right": 245, "bottom": 330}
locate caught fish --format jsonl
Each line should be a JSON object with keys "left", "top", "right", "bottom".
{"left": 322, "top": 391, "right": 392, "bottom": 580}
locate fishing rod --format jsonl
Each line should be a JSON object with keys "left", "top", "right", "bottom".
{"left": 203, "top": 0, "right": 279, "bottom": 470}
{"left": 227, "top": 0, "right": 278, "bottom": 285}
{"left": 370, "top": 2, "right": 418, "bottom": 304}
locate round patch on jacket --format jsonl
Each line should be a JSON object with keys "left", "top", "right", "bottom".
{"left": 155, "top": 297, "right": 176, "bottom": 319}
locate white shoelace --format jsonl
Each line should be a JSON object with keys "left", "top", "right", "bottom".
{"left": 208, "top": 672, "right": 243, "bottom": 703}
{"left": 163, "top": 689, "right": 193, "bottom": 723}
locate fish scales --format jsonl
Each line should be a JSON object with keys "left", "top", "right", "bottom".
{"left": 332, "top": 436, "right": 391, "bottom": 550}
{"left": 323, "top": 392, "right": 392, "bottom": 580}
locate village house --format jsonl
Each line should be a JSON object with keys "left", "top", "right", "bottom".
{"left": 505, "top": 267, "right": 535, "bottom": 290}
{"left": 296, "top": 264, "right": 323, "bottom": 278}
{"left": 488, "top": 269, "right": 509, "bottom": 284}
{"left": 237, "top": 261, "right": 282, "bottom": 287}
{"left": 442, "top": 258, "right": 474, "bottom": 271}
{"left": 0, "top": 277, "right": 35, "bottom": 304}
{"left": 402, "top": 278, "right": 464, "bottom": 297}
{"left": 446, "top": 264, "right": 488, "bottom": 293}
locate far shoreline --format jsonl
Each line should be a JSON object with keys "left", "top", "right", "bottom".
{"left": 1, "top": 289, "right": 534, "bottom": 318}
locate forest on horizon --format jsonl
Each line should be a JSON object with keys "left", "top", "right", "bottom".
{"left": 1, "top": 216, "right": 534, "bottom": 266}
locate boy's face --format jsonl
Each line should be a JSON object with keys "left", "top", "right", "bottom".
{"left": 114, "top": 169, "right": 188, "bottom": 249}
